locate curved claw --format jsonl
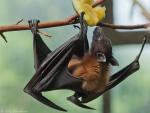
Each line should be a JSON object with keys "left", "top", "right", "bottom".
{"left": 135, "top": 37, "right": 146, "bottom": 61}
{"left": 24, "top": 89, "right": 67, "bottom": 112}
{"left": 67, "top": 95, "right": 95, "bottom": 110}
{"left": 73, "top": 25, "right": 80, "bottom": 30}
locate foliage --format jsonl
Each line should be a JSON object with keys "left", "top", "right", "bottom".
{"left": 72, "top": 0, "right": 106, "bottom": 26}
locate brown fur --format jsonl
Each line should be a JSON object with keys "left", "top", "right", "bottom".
{"left": 68, "top": 54, "right": 110, "bottom": 93}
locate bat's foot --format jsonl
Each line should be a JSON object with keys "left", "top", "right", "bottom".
{"left": 28, "top": 19, "right": 40, "bottom": 35}
{"left": 67, "top": 94, "right": 95, "bottom": 110}
{"left": 79, "top": 12, "right": 87, "bottom": 37}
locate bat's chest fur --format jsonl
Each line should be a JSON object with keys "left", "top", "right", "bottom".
{"left": 72, "top": 54, "right": 110, "bottom": 93}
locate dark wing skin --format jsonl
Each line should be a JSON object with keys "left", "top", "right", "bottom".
{"left": 24, "top": 33, "right": 85, "bottom": 112}
{"left": 33, "top": 34, "right": 51, "bottom": 70}
{"left": 24, "top": 14, "right": 90, "bottom": 112}
{"left": 78, "top": 38, "right": 146, "bottom": 103}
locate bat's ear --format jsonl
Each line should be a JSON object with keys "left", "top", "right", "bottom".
{"left": 110, "top": 56, "right": 119, "bottom": 66}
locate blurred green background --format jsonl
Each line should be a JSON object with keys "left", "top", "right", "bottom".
{"left": 0, "top": 0, "right": 150, "bottom": 113}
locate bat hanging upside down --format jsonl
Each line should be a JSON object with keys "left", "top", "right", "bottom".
{"left": 68, "top": 27, "right": 119, "bottom": 93}
{"left": 23, "top": 17, "right": 145, "bottom": 111}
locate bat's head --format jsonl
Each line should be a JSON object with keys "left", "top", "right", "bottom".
{"left": 90, "top": 27, "right": 119, "bottom": 66}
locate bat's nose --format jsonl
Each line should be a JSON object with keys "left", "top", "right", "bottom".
{"left": 96, "top": 52, "right": 106, "bottom": 63}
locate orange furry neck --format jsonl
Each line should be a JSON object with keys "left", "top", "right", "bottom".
{"left": 68, "top": 53, "right": 110, "bottom": 93}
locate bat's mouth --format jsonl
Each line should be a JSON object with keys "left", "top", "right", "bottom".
{"left": 96, "top": 52, "right": 106, "bottom": 63}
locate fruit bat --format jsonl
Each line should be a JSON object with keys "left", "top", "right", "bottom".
{"left": 24, "top": 14, "right": 146, "bottom": 112}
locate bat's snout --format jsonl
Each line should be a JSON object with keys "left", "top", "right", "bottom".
{"left": 91, "top": 27, "right": 119, "bottom": 66}
{"left": 96, "top": 52, "right": 106, "bottom": 63}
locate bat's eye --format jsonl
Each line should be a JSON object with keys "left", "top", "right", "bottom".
{"left": 96, "top": 52, "right": 106, "bottom": 62}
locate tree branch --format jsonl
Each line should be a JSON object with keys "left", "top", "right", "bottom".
{"left": 0, "top": 0, "right": 104, "bottom": 33}
{"left": 0, "top": 15, "right": 78, "bottom": 33}
{"left": 0, "top": 0, "right": 150, "bottom": 33}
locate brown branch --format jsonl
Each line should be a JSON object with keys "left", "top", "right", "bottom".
{"left": 0, "top": 0, "right": 150, "bottom": 33}
{"left": 0, "top": 15, "right": 78, "bottom": 32}
{"left": 0, "top": 14, "right": 76, "bottom": 33}
{"left": 0, "top": 0, "right": 104, "bottom": 33}
{"left": 1, "top": 17, "right": 150, "bottom": 33}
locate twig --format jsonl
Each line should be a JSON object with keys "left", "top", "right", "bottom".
{"left": 38, "top": 30, "right": 52, "bottom": 38}
{"left": 16, "top": 19, "right": 24, "bottom": 25}
{"left": 0, "top": 33, "right": 7, "bottom": 43}
{"left": 132, "top": 0, "right": 150, "bottom": 21}
{"left": 99, "top": 22, "right": 150, "bottom": 29}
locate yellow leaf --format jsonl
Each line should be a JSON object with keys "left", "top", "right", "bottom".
{"left": 80, "top": 0, "right": 93, "bottom": 4}
{"left": 94, "top": 6, "right": 106, "bottom": 22}
{"left": 82, "top": 4, "right": 99, "bottom": 26}
{"left": 72, "top": 0, "right": 93, "bottom": 13}
{"left": 72, "top": 0, "right": 106, "bottom": 26}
